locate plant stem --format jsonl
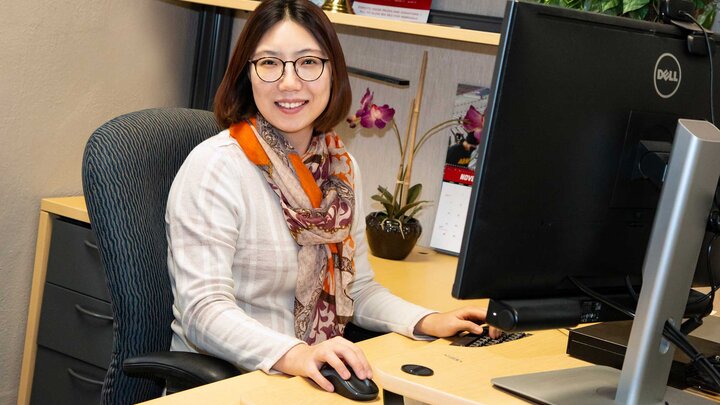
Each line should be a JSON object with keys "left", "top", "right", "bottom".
{"left": 401, "top": 51, "right": 429, "bottom": 207}
{"left": 391, "top": 120, "right": 403, "bottom": 156}
{"left": 393, "top": 98, "right": 416, "bottom": 209}
{"left": 412, "top": 119, "right": 460, "bottom": 155}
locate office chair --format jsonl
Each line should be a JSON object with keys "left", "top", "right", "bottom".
{"left": 81, "top": 108, "right": 241, "bottom": 404}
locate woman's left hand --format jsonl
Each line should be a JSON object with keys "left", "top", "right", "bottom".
{"left": 413, "top": 307, "right": 502, "bottom": 338}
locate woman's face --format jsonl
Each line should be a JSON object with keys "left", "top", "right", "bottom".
{"left": 250, "top": 19, "right": 332, "bottom": 145}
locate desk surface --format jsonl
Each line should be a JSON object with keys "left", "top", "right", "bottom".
{"left": 141, "top": 330, "right": 589, "bottom": 405}
{"left": 141, "top": 248, "right": 485, "bottom": 405}
{"left": 139, "top": 248, "right": 589, "bottom": 405}
{"left": 41, "top": 196, "right": 88, "bottom": 223}
{"left": 37, "top": 198, "right": 719, "bottom": 405}
{"left": 368, "top": 247, "right": 483, "bottom": 312}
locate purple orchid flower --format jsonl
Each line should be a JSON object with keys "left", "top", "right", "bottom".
{"left": 359, "top": 87, "right": 373, "bottom": 111}
{"left": 347, "top": 88, "right": 374, "bottom": 128}
{"left": 360, "top": 104, "right": 395, "bottom": 129}
{"left": 463, "top": 105, "right": 485, "bottom": 142}
{"left": 347, "top": 88, "right": 395, "bottom": 129}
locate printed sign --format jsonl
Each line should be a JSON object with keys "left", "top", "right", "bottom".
{"left": 352, "top": 0, "right": 432, "bottom": 23}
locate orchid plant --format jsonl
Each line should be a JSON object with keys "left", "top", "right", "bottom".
{"left": 347, "top": 88, "right": 485, "bottom": 228}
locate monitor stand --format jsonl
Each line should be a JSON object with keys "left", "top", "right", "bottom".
{"left": 492, "top": 119, "right": 720, "bottom": 405}
{"left": 493, "top": 365, "right": 710, "bottom": 405}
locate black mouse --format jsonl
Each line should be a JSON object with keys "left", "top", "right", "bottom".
{"left": 319, "top": 363, "right": 379, "bottom": 401}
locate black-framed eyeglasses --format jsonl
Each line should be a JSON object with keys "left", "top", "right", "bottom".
{"left": 248, "top": 56, "right": 330, "bottom": 83}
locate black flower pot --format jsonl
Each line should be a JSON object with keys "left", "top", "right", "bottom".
{"left": 365, "top": 212, "right": 422, "bottom": 260}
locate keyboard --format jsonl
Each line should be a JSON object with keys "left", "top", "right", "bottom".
{"left": 450, "top": 327, "right": 530, "bottom": 347}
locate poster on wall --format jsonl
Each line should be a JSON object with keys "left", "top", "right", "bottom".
{"left": 430, "top": 84, "right": 491, "bottom": 255}
{"left": 352, "top": 0, "right": 433, "bottom": 23}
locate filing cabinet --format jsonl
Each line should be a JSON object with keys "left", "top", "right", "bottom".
{"left": 19, "top": 198, "right": 112, "bottom": 405}
{"left": 31, "top": 216, "right": 112, "bottom": 404}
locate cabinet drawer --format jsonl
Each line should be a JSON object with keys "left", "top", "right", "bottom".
{"left": 46, "top": 217, "right": 110, "bottom": 302}
{"left": 38, "top": 283, "right": 113, "bottom": 369}
{"left": 31, "top": 346, "right": 105, "bottom": 405}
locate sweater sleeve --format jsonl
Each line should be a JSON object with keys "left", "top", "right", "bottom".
{"left": 346, "top": 159, "right": 437, "bottom": 339}
{"left": 166, "top": 141, "right": 304, "bottom": 373}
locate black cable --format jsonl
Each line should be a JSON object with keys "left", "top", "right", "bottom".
{"left": 571, "top": 276, "right": 720, "bottom": 391}
{"left": 664, "top": 320, "right": 720, "bottom": 389}
{"left": 680, "top": 10, "right": 716, "bottom": 126}
{"left": 568, "top": 276, "right": 636, "bottom": 318}
{"left": 706, "top": 233, "right": 718, "bottom": 301}
{"left": 687, "top": 232, "right": 719, "bottom": 305}
{"left": 625, "top": 275, "right": 640, "bottom": 302}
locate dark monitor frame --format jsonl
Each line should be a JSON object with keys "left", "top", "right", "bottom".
{"left": 450, "top": 1, "right": 720, "bottom": 403}
{"left": 452, "top": 1, "right": 719, "bottom": 306}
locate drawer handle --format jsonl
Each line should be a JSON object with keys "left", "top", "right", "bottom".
{"left": 83, "top": 239, "right": 99, "bottom": 250}
{"left": 67, "top": 368, "right": 104, "bottom": 386}
{"left": 75, "top": 304, "right": 113, "bottom": 321}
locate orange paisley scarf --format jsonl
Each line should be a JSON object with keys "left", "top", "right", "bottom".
{"left": 230, "top": 116, "right": 356, "bottom": 344}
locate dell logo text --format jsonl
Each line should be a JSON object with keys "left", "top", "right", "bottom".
{"left": 656, "top": 69, "right": 679, "bottom": 82}
{"left": 653, "top": 53, "right": 681, "bottom": 99}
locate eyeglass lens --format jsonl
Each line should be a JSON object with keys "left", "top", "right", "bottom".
{"left": 253, "top": 56, "right": 326, "bottom": 82}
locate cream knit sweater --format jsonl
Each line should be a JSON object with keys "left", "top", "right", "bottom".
{"left": 166, "top": 130, "right": 435, "bottom": 373}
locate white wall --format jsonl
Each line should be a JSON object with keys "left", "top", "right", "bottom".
{"left": 0, "top": 0, "right": 198, "bottom": 403}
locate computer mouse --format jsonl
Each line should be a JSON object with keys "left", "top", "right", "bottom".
{"left": 319, "top": 363, "right": 379, "bottom": 401}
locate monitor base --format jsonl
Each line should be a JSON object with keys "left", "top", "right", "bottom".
{"left": 492, "top": 365, "right": 714, "bottom": 405}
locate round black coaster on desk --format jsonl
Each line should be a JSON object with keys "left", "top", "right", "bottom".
{"left": 401, "top": 364, "right": 434, "bottom": 376}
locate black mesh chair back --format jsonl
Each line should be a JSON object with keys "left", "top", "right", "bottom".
{"left": 82, "top": 108, "right": 220, "bottom": 404}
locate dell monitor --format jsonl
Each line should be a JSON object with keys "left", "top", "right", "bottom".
{"left": 453, "top": 1, "right": 720, "bottom": 323}
{"left": 452, "top": 1, "right": 720, "bottom": 403}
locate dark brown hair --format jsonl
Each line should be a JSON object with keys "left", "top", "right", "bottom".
{"left": 214, "top": 0, "right": 351, "bottom": 132}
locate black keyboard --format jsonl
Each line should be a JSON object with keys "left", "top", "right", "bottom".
{"left": 451, "top": 327, "right": 530, "bottom": 347}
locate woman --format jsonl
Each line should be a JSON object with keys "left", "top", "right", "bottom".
{"left": 166, "top": 0, "right": 495, "bottom": 393}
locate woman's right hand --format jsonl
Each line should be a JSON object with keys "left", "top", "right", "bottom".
{"left": 272, "top": 336, "right": 372, "bottom": 392}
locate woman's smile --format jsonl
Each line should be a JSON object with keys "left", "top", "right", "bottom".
{"left": 250, "top": 19, "right": 332, "bottom": 153}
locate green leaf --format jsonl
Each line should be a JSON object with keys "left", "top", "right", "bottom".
{"left": 406, "top": 184, "right": 422, "bottom": 205}
{"left": 601, "top": 0, "right": 621, "bottom": 12}
{"left": 382, "top": 202, "right": 395, "bottom": 217}
{"left": 407, "top": 205, "right": 424, "bottom": 219}
{"left": 622, "top": 0, "right": 650, "bottom": 14}
{"left": 627, "top": 3, "right": 650, "bottom": 19}
{"left": 396, "top": 200, "right": 430, "bottom": 217}
{"left": 371, "top": 194, "right": 394, "bottom": 205}
{"left": 377, "top": 185, "right": 394, "bottom": 202}
{"left": 562, "top": 0, "right": 583, "bottom": 7}
{"left": 698, "top": 4, "right": 718, "bottom": 29}
{"left": 583, "top": 0, "right": 606, "bottom": 12}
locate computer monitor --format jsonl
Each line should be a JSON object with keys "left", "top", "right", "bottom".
{"left": 453, "top": 0, "right": 720, "bottom": 327}
{"left": 451, "top": 1, "right": 720, "bottom": 403}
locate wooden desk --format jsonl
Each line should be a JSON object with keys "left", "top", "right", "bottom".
{"left": 369, "top": 247, "right": 485, "bottom": 312}
{"left": 138, "top": 248, "right": 592, "bottom": 405}
{"left": 373, "top": 330, "right": 585, "bottom": 405}
{"left": 140, "top": 330, "right": 592, "bottom": 405}
{"left": 140, "top": 248, "right": 720, "bottom": 405}
{"left": 20, "top": 197, "right": 484, "bottom": 405}
{"left": 24, "top": 198, "right": 719, "bottom": 405}
{"left": 140, "top": 247, "right": 488, "bottom": 405}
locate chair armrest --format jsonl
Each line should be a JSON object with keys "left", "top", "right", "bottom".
{"left": 123, "top": 351, "right": 242, "bottom": 388}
